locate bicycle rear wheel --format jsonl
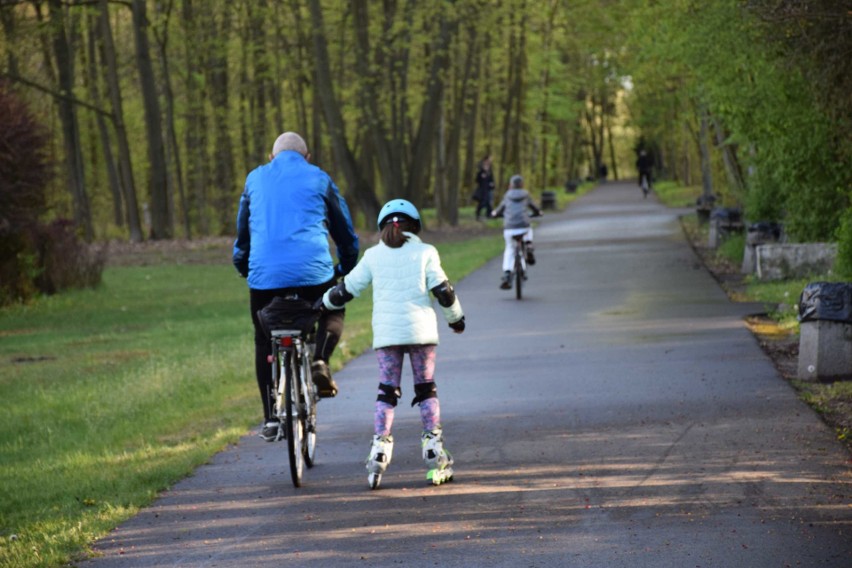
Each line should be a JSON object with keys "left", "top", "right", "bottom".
{"left": 284, "top": 352, "right": 305, "bottom": 487}
{"left": 301, "top": 352, "right": 318, "bottom": 467}
{"left": 514, "top": 248, "right": 524, "bottom": 300}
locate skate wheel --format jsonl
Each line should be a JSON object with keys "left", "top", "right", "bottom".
{"left": 368, "top": 472, "right": 381, "bottom": 490}
{"left": 427, "top": 468, "right": 454, "bottom": 486}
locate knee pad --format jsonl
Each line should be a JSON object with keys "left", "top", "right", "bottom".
{"left": 411, "top": 382, "right": 437, "bottom": 407}
{"left": 377, "top": 383, "right": 401, "bottom": 407}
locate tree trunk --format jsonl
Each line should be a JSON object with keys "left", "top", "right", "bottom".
{"left": 463, "top": 40, "right": 482, "bottom": 205}
{"left": 499, "top": 12, "right": 519, "bottom": 185}
{"left": 713, "top": 116, "right": 745, "bottom": 196}
{"left": 180, "top": 0, "right": 210, "bottom": 235}
{"left": 131, "top": 0, "right": 171, "bottom": 239}
{"left": 98, "top": 0, "right": 143, "bottom": 242}
{"left": 47, "top": 0, "right": 92, "bottom": 240}
{"left": 351, "top": 0, "right": 410, "bottom": 202}
{"left": 443, "top": 21, "right": 479, "bottom": 226}
{"left": 405, "top": 6, "right": 455, "bottom": 204}
{"left": 1, "top": 8, "right": 19, "bottom": 78}
{"left": 606, "top": 113, "right": 618, "bottom": 180}
{"left": 203, "top": 6, "right": 237, "bottom": 235}
{"left": 248, "top": 0, "right": 271, "bottom": 163}
{"left": 698, "top": 106, "right": 713, "bottom": 202}
{"left": 84, "top": 12, "right": 123, "bottom": 228}
{"left": 287, "top": 0, "right": 311, "bottom": 142}
{"left": 434, "top": 112, "right": 447, "bottom": 227}
{"left": 154, "top": 0, "right": 190, "bottom": 239}
{"left": 307, "top": 0, "right": 379, "bottom": 222}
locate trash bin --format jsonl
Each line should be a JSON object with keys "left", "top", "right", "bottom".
{"left": 797, "top": 282, "right": 852, "bottom": 381}
{"left": 564, "top": 180, "right": 578, "bottom": 193}
{"left": 742, "top": 221, "right": 782, "bottom": 274}
{"left": 541, "top": 191, "right": 556, "bottom": 210}
{"left": 707, "top": 207, "right": 743, "bottom": 248}
{"left": 695, "top": 194, "right": 716, "bottom": 224}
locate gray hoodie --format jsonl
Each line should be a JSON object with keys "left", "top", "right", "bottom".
{"left": 493, "top": 188, "right": 541, "bottom": 229}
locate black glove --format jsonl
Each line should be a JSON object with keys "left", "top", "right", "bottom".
{"left": 312, "top": 297, "right": 326, "bottom": 312}
{"left": 448, "top": 316, "right": 465, "bottom": 333}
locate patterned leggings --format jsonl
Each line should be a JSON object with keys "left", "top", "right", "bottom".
{"left": 374, "top": 344, "right": 440, "bottom": 437}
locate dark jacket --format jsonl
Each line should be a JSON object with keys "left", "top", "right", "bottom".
{"left": 474, "top": 165, "right": 495, "bottom": 202}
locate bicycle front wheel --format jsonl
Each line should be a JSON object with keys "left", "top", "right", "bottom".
{"left": 284, "top": 352, "right": 305, "bottom": 487}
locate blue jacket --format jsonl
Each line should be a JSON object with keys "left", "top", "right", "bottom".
{"left": 233, "top": 151, "right": 359, "bottom": 290}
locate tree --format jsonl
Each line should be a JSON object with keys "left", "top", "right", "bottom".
{"left": 132, "top": 0, "right": 172, "bottom": 239}
{"left": 47, "top": 0, "right": 92, "bottom": 240}
{"left": 98, "top": 0, "right": 143, "bottom": 242}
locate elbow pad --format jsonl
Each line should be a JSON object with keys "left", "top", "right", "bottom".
{"left": 324, "top": 281, "right": 353, "bottom": 309}
{"left": 430, "top": 280, "right": 456, "bottom": 307}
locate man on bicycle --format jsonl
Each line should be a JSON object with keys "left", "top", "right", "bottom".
{"left": 636, "top": 149, "right": 653, "bottom": 194}
{"left": 233, "top": 131, "right": 359, "bottom": 441}
{"left": 491, "top": 174, "right": 542, "bottom": 289}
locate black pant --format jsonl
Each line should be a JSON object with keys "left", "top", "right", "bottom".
{"left": 475, "top": 198, "right": 492, "bottom": 219}
{"left": 249, "top": 280, "right": 344, "bottom": 421}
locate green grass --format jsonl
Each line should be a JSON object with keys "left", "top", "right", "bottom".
{"left": 653, "top": 180, "right": 701, "bottom": 208}
{"left": 745, "top": 276, "right": 825, "bottom": 330}
{"left": 717, "top": 233, "right": 745, "bottom": 266}
{"left": 0, "top": 235, "right": 503, "bottom": 568}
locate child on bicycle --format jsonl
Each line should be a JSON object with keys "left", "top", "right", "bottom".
{"left": 491, "top": 174, "right": 543, "bottom": 289}
{"left": 320, "top": 199, "right": 466, "bottom": 488}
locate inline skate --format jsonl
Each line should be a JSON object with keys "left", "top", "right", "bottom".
{"left": 366, "top": 434, "right": 394, "bottom": 489}
{"left": 422, "top": 427, "right": 454, "bottom": 485}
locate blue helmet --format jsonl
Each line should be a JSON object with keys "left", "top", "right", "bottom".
{"left": 377, "top": 199, "right": 421, "bottom": 231}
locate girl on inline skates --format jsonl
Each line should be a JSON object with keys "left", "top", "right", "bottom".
{"left": 320, "top": 199, "right": 466, "bottom": 489}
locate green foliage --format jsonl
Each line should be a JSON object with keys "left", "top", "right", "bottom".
{"left": 834, "top": 208, "right": 852, "bottom": 279}
{"left": 625, "top": 0, "right": 850, "bottom": 247}
{"left": 0, "top": 81, "right": 51, "bottom": 305}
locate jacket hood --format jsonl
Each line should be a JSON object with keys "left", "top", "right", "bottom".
{"left": 505, "top": 188, "right": 528, "bottom": 201}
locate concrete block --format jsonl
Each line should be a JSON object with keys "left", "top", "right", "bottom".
{"left": 798, "top": 320, "right": 852, "bottom": 381}
{"left": 756, "top": 243, "right": 837, "bottom": 281}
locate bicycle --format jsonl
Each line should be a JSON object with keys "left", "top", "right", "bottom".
{"left": 640, "top": 172, "right": 651, "bottom": 198}
{"left": 510, "top": 213, "right": 543, "bottom": 300}
{"left": 258, "top": 296, "right": 321, "bottom": 488}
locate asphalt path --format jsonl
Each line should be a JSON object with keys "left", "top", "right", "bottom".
{"left": 79, "top": 182, "right": 851, "bottom": 567}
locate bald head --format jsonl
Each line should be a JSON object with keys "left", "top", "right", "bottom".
{"left": 271, "top": 132, "right": 308, "bottom": 159}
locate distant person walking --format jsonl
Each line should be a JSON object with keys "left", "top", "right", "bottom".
{"left": 473, "top": 155, "right": 495, "bottom": 221}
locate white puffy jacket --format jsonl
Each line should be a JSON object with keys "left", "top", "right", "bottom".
{"left": 326, "top": 233, "right": 463, "bottom": 349}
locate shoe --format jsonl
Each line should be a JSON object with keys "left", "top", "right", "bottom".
{"left": 260, "top": 418, "right": 281, "bottom": 442}
{"left": 499, "top": 271, "right": 512, "bottom": 290}
{"left": 525, "top": 245, "right": 536, "bottom": 265}
{"left": 311, "top": 360, "right": 339, "bottom": 398}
